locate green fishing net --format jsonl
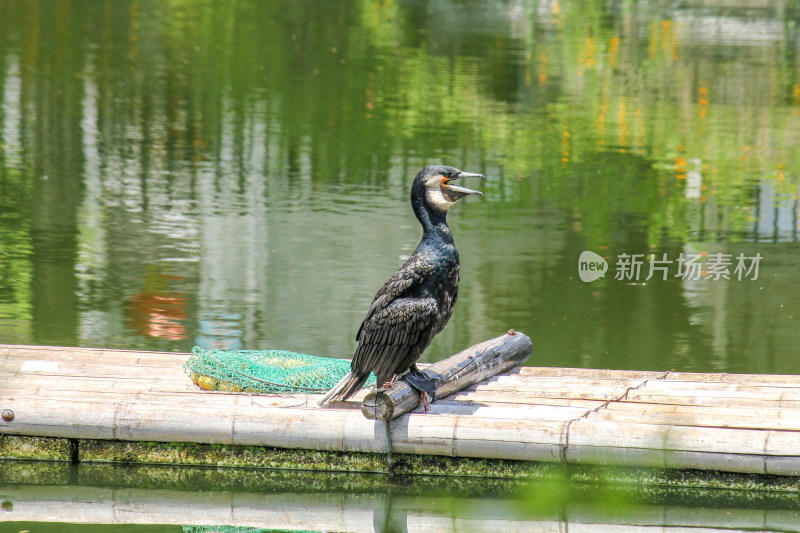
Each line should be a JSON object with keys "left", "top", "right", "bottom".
{"left": 184, "top": 346, "right": 375, "bottom": 394}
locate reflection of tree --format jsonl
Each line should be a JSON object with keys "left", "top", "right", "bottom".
{"left": 568, "top": 151, "right": 674, "bottom": 248}
{"left": 19, "top": 2, "right": 88, "bottom": 346}
{"left": 0, "top": 169, "right": 33, "bottom": 343}
{"left": 0, "top": 0, "right": 797, "bottom": 367}
{"left": 6, "top": 0, "right": 797, "bottom": 207}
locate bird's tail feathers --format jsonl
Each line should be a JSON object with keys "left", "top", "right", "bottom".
{"left": 318, "top": 371, "right": 369, "bottom": 406}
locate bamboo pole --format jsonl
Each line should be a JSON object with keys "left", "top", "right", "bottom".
{"left": 361, "top": 331, "right": 532, "bottom": 420}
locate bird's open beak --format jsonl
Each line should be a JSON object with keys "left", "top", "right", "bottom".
{"left": 443, "top": 171, "right": 485, "bottom": 201}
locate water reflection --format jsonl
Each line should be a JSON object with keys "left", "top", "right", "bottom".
{"left": 1, "top": 463, "right": 799, "bottom": 533}
{"left": 0, "top": 0, "right": 798, "bottom": 373}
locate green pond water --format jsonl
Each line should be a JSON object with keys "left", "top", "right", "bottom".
{"left": 0, "top": 462, "right": 799, "bottom": 533}
{"left": 1, "top": 0, "right": 799, "bottom": 373}
{"left": 1, "top": 0, "right": 800, "bottom": 530}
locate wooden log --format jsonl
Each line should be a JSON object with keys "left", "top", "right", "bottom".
{"left": 361, "top": 331, "right": 532, "bottom": 420}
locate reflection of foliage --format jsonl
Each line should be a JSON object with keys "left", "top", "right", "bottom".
{"left": 0, "top": 167, "right": 33, "bottom": 342}
{"left": 3, "top": 0, "right": 796, "bottom": 230}
{"left": 1, "top": 0, "right": 798, "bottom": 354}
{"left": 515, "top": 472, "right": 634, "bottom": 519}
{"left": 568, "top": 151, "right": 680, "bottom": 248}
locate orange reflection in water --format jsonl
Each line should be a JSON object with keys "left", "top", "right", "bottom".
{"left": 128, "top": 292, "right": 188, "bottom": 340}
{"left": 127, "top": 268, "right": 188, "bottom": 340}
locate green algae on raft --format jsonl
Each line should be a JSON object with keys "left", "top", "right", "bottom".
{"left": 2, "top": 435, "right": 800, "bottom": 495}
{"left": 0, "top": 435, "right": 73, "bottom": 462}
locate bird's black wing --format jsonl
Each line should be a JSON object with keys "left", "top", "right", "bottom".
{"left": 351, "top": 297, "right": 438, "bottom": 386}
{"left": 356, "top": 255, "right": 433, "bottom": 341}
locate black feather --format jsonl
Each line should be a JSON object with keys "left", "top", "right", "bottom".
{"left": 318, "top": 166, "right": 481, "bottom": 405}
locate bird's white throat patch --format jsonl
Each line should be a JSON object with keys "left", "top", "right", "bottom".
{"left": 425, "top": 177, "right": 454, "bottom": 211}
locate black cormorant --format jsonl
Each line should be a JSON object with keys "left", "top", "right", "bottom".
{"left": 319, "top": 165, "right": 484, "bottom": 409}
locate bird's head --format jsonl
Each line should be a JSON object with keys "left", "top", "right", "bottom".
{"left": 412, "top": 165, "right": 485, "bottom": 213}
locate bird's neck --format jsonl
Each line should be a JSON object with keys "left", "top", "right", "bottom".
{"left": 416, "top": 204, "right": 454, "bottom": 244}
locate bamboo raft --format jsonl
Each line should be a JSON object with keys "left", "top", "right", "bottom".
{"left": 2, "top": 334, "right": 800, "bottom": 477}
